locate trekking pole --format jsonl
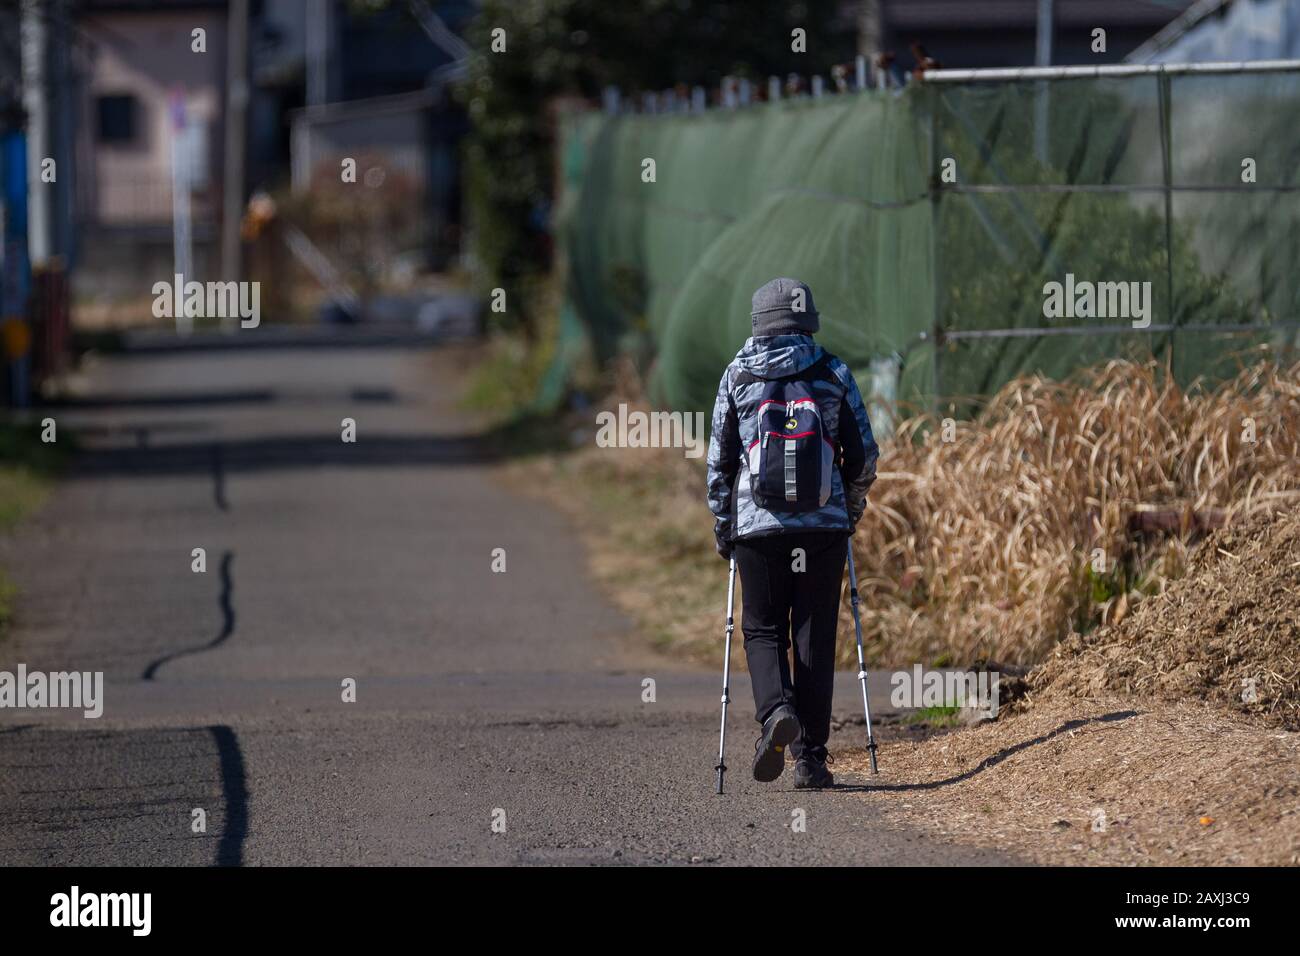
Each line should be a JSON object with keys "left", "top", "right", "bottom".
{"left": 715, "top": 556, "right": 737, "bottom": 794}
{"left": 846, "top": 545, "right": 879, "bottom": 773}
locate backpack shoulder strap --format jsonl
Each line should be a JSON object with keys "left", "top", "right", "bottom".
{"left": 806, "top": 352, "right": 839, "bottom": 386}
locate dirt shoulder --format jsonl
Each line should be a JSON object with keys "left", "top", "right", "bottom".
{"left": 836, "top": 697, "right": 1300, "bottom": 866}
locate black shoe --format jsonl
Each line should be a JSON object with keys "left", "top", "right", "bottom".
{"left": 793, "top": 749, "right": 834, "bottom": 789}
{"left": 752, "top": 705, "right": 800, "bottom": 782}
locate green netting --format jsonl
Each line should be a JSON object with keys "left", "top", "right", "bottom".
{"left": 560, "top": 92, "right": 932, "bottom": 413}
{"left": 559, "top": 68, "right": 1300, "bottom": 418}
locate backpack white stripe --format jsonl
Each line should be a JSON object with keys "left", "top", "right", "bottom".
{"left": 784, "top": 438, "right": 798, "bottom": 501}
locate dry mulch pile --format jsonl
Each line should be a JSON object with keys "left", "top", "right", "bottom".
{"left": 836, "top": 697, "right": 1300, "bottom": 865}
{"left": 836, "top": 507, "right": 1300, "bottom": 864}
{"left": 1028, "top": 506, "right": 1300, "bottom": 729}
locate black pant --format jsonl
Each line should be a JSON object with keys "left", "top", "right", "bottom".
{"left": 734, "top": 530, "right": 848, "bottom": 759}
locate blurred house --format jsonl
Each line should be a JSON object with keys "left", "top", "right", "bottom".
{"left": 74, "top": 0, "right": 229, "bottom": 299}
{"left": 71, "top": 0, "right": 474, "bottom": 307}
{"left": 1129, "top": 0, "right": 1300, "bottom": 62}
{"left": 284, "top": 0, "right": 473, "bottom": 271}
{"left": 860, "top": 0, "right": 1202, "bottom": 70}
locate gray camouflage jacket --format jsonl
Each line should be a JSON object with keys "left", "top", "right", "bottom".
{"left": 706, "top": 334, "right": 879, "bottom": 553}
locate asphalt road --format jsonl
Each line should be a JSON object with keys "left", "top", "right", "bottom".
{"left": 0, "top": 335, "right": 1015, "bottom": 865}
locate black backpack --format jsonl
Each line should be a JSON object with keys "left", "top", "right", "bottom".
{"left": 734, "top": 354, "right": 838, "bottom": 513}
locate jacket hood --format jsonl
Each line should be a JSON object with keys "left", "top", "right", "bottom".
{"left": 734, "top": 334, "right": 826, "bottom": 380}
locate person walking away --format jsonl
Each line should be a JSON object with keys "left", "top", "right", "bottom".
{"left": 705, "top": 277, "right": 878, "bottom": 789}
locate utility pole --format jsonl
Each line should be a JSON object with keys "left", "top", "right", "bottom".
{"left": 1035, "top": 0, "right": 1054, "bottom": 66}
{"left": 12, "top": 0, "right": 48, "bottom": 406}
{"left": 20, "top": 0, "right": 49, "bottom": 266}
{"left": 221, "top": 0, "right": 250, "bottom": 330}
{"left": 306, "top": 0, "right": 332, "bottom": 107}
{"left": 170, "top": 91, "right": 193, "bottom": 336}
{"left": 50, "top": 0, "right": 76, "bottom": 269}
{"left": 858, "top": 0, "right": 882, "bottom": 63}
{"left": 1035, "top": 0, "right": 1054, "bottom": 164}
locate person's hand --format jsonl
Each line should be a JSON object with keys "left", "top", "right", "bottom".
{"left": 715, "top": 528, "right": 734, "bottom": 561}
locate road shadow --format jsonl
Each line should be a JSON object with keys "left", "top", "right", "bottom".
{"left": 211, "top": 444, "right": 228, "bottom": 510}
{"left": 0, "top": 725, "right": 249, "bottom": 866}
{"left": 51, "top": 386, "right": 398, "bottom": 410}
{"left": 83, "top": 324, "right": 470, "bottom": 356}
{"left": 830, "top": 710, "right": 1141, "bottom": 793}
{"left": 209, "top": 725, "right": 249, "bottom": 867}
{"left": 41, "top": 334, "right": 576, "bottom": 474}
{"left": 68, "top": 431, "right": 504, "bottom": 479}
{"left": 50, "top": 389, "right": 277, "bottom": 409}
{"left": 142, "top": 551, "right": 235, "bottom": 680}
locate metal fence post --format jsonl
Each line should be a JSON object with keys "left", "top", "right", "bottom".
{"left": 929, "top": 83, "right": 943, "bottom": 413}
{"left": 1158, "top": 69, "right": 1175, "bottom": 376}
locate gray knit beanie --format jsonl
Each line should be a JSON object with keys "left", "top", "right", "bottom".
{"left": 750, "top": 277, "right": 820, "bottom": 337}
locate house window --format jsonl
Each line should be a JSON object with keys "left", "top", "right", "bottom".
{"left": 96, "top": 94, "right": 137, "bottom": 144}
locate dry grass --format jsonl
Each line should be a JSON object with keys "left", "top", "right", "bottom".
{"left": 854, "top": 356, "right": 1300, "bottom": 666}
{"left": 522, "top": 356, "right": 1300, "bottom": 670}
{"left": 0, "top": 423, "right": 66, "bottom": 640}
